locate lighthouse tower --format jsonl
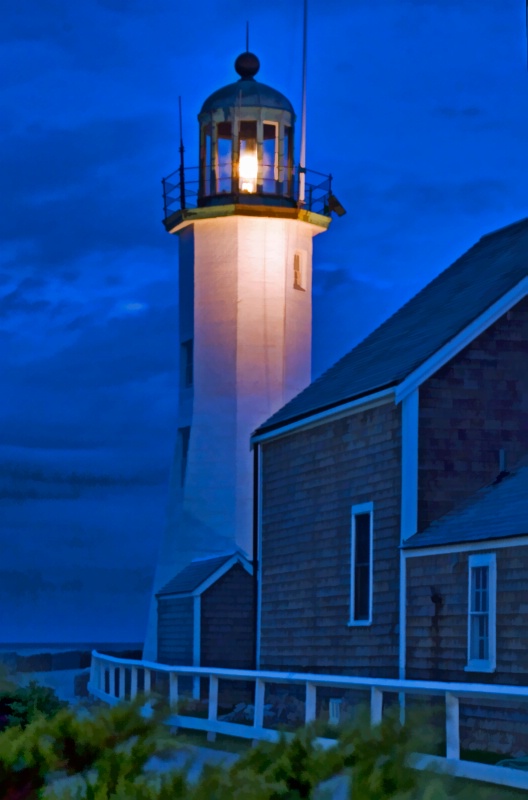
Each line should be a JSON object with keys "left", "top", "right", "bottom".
{"left": 144, "top": 51, "right": 334, "bottom": 659}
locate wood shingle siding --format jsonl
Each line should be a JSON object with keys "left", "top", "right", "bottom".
{"left": 260, "top": 401, "right": 401, "bottom": 676}
{"left": 201, "top": 563, "right": 254, "bottom": 669}
{"left": 407, "top": 546, "right": 528, "bottom": 754}
{"left": 418, "top": 297, "right": 528, "bottom": 531}
{"left": 157, "top": 596, "right": 194, "bottom": 665}
{"left": 406, "top": 547, "right": 528, "bottom": 683}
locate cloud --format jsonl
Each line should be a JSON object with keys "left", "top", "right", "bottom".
{"left": 0, "top": 285, "right": 52, "bottom": 317}
{"left": 0, "top": 113, "right": 172, "bottom": 270}
{"left": 436, "top": 106, "right": 482, "bottom": 119}
{"left": 0, "top": 461, "right": 166, "bottom": 500}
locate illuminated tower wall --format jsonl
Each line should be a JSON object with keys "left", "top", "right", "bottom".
{"left": 144, "top": 52, "right": 330, "bottom": 659}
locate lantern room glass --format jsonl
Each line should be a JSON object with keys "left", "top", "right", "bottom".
{"left": 217, "top": 122, "right": 232, "bottom": 194}
{"left": 199, "top": 116, "right": 294, "bottom": 200}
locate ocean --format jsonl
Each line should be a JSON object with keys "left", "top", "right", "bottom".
{"left": 0, "top": 643, "right": 142, "bottom": 656}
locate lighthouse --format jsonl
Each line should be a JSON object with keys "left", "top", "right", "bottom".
{"left": 144, "top": 50, "right": 337, "bottom": 660}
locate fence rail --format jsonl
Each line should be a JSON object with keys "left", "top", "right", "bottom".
{"left": 89, "top": 651, "right": 528, "bottom": 791}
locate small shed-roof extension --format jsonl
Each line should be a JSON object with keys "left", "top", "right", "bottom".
{"left": 254, "top": 217, "right": 528, "bottom": 435}
{"left": 156, "top": 552, "right": 252, "bottom": 597}
{"left": 403, "top": 463, "right": 528, "bottom": 550}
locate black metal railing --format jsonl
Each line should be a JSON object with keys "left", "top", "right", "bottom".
{"left": 162, "top": 164, "right": 333, "bottom": 220}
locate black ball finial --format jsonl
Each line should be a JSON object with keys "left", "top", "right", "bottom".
{"left": 235, "top": 51, "right": 260, "bottom": 80}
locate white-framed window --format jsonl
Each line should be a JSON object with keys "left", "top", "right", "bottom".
{"left": 466, "top": 553, "right": 496, "bottom": 672}
{"left": 349, "top": 502, "right": 373, "bottom": 625}
{"left": 293, "top": 250, "right": 306, "bottom": 291}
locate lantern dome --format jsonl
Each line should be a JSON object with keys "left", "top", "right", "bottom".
{"left": 200, "top": 52, "right": 294, "bottom": 116}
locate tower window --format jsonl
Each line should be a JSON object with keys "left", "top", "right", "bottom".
{"left": 180, "top": 339, "right": 193, "bottom": 387}
{"left": 293, "top": 251, "right": 306, "bottom": 291}
{"left": 178, "top": 426, "right": 190, "bottom": 486}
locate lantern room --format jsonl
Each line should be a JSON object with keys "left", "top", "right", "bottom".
{"left": 197, "top": 51, "right": 295, "bottom": 205}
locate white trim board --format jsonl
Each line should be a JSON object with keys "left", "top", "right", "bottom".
{"left": 395, "top": 276, "right": 528, "bottom": 403}
{"left": 399, "top": 550, "right": 407, "bottom": 681}
{"left": 400, "top": 389, "right": 419, "bottom": 543}
{"left": 251, "top": 388, "right": 395, "bottom": 446}
{"left": 403, "top": 534, "right": 528, "bottom": 558}
{"left": 256, "top": 444, "right": 263, "bottom": 669}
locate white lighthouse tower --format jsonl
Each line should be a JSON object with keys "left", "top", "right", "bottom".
{"left": 144, "top": 50, "right": 335, "bottom": 659}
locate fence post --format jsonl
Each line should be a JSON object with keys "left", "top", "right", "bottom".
{"left": 119, "top": 667, "right": 126, "bottom": 700}
{"left": 169, "top": 673, "right": 179, "bottom": 708}
{"left": 445, "top": 692, "right": 460, "bottom": 760}
{"left": 100, "top": 663, "right": 106, "bottom": 695}
{"left": 130, "top": 667, "right": 138, "bottom": 700}
{"left": 208, "top": 675, "right": 219, "bottom": 743}
{"left": 254, "top": 678, "right": 265, "bottom": 729}
{"left": 305, "top": 682, "right": 317, "bottom": 724}
{"left": 144, "top": 669, "right": 151, "bottom": 695}
{"left": 89, "top": 656, "right": 96, "bottom": 691}
{"left": 370, "top": 687, "right": 383, "bottom": 726}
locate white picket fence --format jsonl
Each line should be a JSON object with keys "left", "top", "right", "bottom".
{"left": 89, "top": 651, "right": 528, "bottom": 791}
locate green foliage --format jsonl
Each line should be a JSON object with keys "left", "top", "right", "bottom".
{"left": 0, "top": 699, "right": 171, "bottom": 800}
{"left": 1, "top": 681, "right": 68, "bottom": 729}
{"left": 0, "top": 691, "right": 525, "bottom": 800}
{"left": 231, "top": 727, "right": 343, "bottom": 799}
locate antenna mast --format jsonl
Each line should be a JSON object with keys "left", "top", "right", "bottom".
{"left": 246, "top": 20, "right": 249, "bottom": 51}
{"left": 178, "top": 95, "right": 186, "bottom": 210}
{"left": 298, "top": 0, "right": 308, "bottom": 206}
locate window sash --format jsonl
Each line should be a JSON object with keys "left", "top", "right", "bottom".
{"left": 467, "top": 554, "right": 496, "bottom": 671}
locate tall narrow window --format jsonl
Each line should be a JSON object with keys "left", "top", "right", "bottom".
{"left": 178, "top": 426, "right": 190, "bottom": 486}
{"left": 293, "top": 251, "right": 306, "bottom": 291}
{"left": 466, "top": 553, "right": 496, "bottom": 671}
{"left": 350, "top": 503, "right": 373, "bottom": 625}
{"left": 180, "top": 339, "right": 193, "bottom": 387}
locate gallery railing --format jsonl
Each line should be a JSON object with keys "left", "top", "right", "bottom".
{"left": 162, "top": 164, "right": 333, "bottom": 220}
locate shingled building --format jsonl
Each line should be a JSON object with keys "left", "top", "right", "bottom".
{"left": 251, "top": 217, "right": 528, "bottom": 748}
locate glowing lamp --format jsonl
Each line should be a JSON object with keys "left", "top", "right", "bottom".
{"left": 239, "top": 151, "right": 258, "bottom": 193}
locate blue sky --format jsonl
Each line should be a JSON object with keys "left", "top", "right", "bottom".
{"left": 2, "top": 0, "right": 528, "bottom": 642}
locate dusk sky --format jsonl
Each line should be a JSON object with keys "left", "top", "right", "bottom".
{"left": 2, "top": 0, "right": 528, "bottom": 643}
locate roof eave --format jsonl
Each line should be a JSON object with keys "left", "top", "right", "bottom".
{"left": 251, "top": 383, "right": 397, "bottom": 446}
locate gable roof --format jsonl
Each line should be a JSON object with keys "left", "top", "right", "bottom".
{"left": 402, "top": 463, "right": 528, "bottom": 550}
{"left": 156, "top": 553, "right": 250, "bottom": 597}
{"left": 254, "top": 216, "right": 528, "bottom": 436}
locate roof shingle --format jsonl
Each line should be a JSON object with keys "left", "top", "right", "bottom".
{"left": 255, "top": 217, "right": 528, "bottom": 435}
{"left": 156, "top": 554, "right": 237, "bottom": 596}
{"left": 403, "top": 464, "right": 528, "bottom": 550}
